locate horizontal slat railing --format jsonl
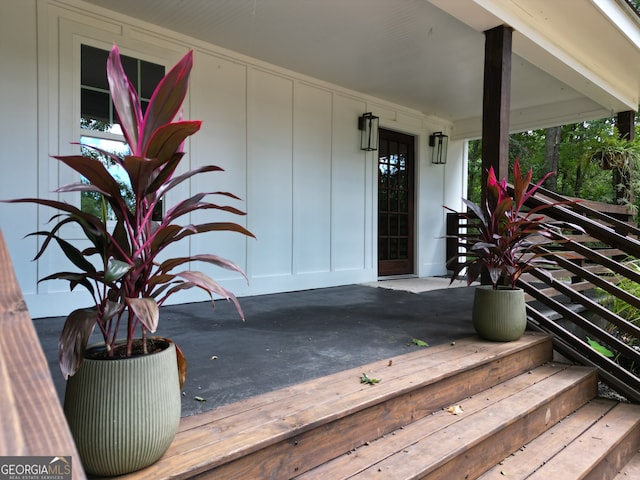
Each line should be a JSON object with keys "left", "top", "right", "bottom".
{"left": 446, "top": 189, "right": 640, "bottom": 403}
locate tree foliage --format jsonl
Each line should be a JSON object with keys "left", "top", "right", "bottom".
{"left": 468, "top": 115, "right": 640, "bottom": 217}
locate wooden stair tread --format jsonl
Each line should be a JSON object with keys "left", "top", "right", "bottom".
{"left": 117, "top": 333, "right": 552, "bottom": 479}
{"left": 478, "top": 398, "right": 619, "bottom": 479}
{"left": 346, "top": 366, "right": 595, "bottom": 480}
{"left": 300, "top": 364, "right": 596, "bottom": 480}
{"left": 297, "top": 363, "right": 574, "bottom": 479}
{"left": 613, "top": 450, "right": 640, "bottom": 479}
{"left": 179, "top": 334, "right": 544, "bottom": 430}
{"left": 524, "top": 402, "right": 640, "bottom": 480}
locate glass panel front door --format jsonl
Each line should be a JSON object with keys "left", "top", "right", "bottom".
{"left": 378, "top": 129, "right": 415, "bottom": 276}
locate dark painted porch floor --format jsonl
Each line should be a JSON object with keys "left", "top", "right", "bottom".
{"left": 33, "top": 283, "right": 475, "bottom": 417}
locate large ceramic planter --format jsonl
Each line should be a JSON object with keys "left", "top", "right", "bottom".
{"left": 472, "top": 285, "right": 527, "bottom": 341}
{"left": 64, "top": 340, "right": 181, "bottom": 476}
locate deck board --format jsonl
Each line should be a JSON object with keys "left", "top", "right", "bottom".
{"left": 613, "top": 451, "right": 640, "bottom": 479}
{"left": 526, "top": 403, "right": 640, "bottom": 480}
{"left": 478, "top": 398, "right": 618, "bottom": 479}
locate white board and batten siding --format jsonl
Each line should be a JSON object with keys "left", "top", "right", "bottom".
{"left": 0, "top": 0, "right": 464, "bottom": 319}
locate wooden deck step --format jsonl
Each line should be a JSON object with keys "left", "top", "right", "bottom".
{"left": 298, "top": 364, "right": 597, "bottom": 480}
{"left": 480, "top": 399, "right": 640, "bottom": 479}
{"left": 116, "top": 333, "right": 553, "bottom": 479}
{"left": 614, "top": 450, "right": 640, "bottom": 479}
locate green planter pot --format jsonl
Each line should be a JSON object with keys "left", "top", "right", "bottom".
{"left": 472, "top": 285, "right": 527, "bottom": 341}
{"left": 64, "top": 340, "right": 181, "bottom": 476}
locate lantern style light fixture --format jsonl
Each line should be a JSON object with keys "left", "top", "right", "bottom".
{"left": 358, "top": 112, "right": 379, "bottom": 151}
{"left": 429, "top": 131, "right": 449, "bottom": 164}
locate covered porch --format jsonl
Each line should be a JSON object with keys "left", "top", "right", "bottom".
{"left": 3, "top": 1, "right": 640, "bottom": 478}
{"left": 35, "top": 279, "right": 476, "bottom": 417}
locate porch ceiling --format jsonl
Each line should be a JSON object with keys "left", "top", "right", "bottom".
{"left": 79, "top": 0, "right": 640, "bottom": 138}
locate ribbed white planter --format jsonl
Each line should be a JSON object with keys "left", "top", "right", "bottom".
{"left": 64, "top": 340, "right": 181, "bottom": 476}
{"left": 472, "top": 286, "right": 527, "bottom": 342}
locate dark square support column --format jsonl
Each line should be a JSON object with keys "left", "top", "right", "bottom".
{"left": 615, "top": 110, "right": 636, "bottom": 204}
{"left": 482, "top": 25, "right": 513, "bottom": 200}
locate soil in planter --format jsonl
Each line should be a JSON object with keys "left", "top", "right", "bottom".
{"left": 86, "top": 338, "right": 168, "bottom": 360}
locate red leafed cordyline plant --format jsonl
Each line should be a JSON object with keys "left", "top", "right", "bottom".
{"left": 6, "top": 46, "right": 254, "bottom": 379}
{"left": 446, "top": 158, "right": 574, "bottom": 290}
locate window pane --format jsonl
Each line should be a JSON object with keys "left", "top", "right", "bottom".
{"left": 389, "top": 215, "right": 399, "bottom": 235}
{"left": 389, "top": 239, "right": 398, "bottom": 260}
{"left": 378, "top": 189, "right": 388, "bottom": 212}
{"left": 80, "top": 136, "right": 133, "bottom": 219}
{"left": 379, "top": 239, "right": 388, "bottom": 260}
{"left": 81, "top": 89, "right": 110, "bottom": 125}
{"left": 80, "top": 44, "right": 165, "bottom": 132}
{"left": 399, "top": 214, "right": 409, "bottom": 236}
{"left": 399, "top": 190, "right": 408, "bottom": 212}
{"left": 120, "top": 54, "right": 139, "bottom": 92}
{"left": 81, "top": 45, "right": 108, "bottom": 90}
{"left": 141, "top": 61, "right": 165, "bottom": 99}
{"left": 379, "top": 214, "right": 388, "bottom": 235}
{"left": 398, "top": 239, "right": 408, "bottom": 259}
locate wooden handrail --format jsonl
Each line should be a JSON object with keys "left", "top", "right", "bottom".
{"left": 0, "top": 230, "right": 86, "bottom": 478}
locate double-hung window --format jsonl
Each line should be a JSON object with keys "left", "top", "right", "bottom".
{"left": 79, "top": 44, "right": 165, "bottom": 219}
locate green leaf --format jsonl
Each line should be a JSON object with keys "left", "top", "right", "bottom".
{"left": 360, "top": 373, "right": 380, "bottom": 385}
{"left": 105, "top": 258, "right": 132, "bottom": 283}
{"left": 412, "top": 338, "right": 429, "bottom": 347}
{"left": 586, "top": 337, "right": 615, "bottom": 358}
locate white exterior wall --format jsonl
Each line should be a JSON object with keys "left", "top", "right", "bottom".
{"left": 0, "top": 0, "right": 465, "bottom": 318}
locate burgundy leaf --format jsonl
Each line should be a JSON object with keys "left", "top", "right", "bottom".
{"left": 173, "top": 270, "right": 245, "bottom": 320}
{"left": 126, "top": 297, "right": 159, "bottom": 333}
{"left": 54, "top": 155, "right": 122, "bottom": 200}
{"left": 122, "top": 155, "right": 164, "bottom": 197}
{"left": 145, "top": 120, "right": 201, "bottom": 162}
{"left": 59, "top": 308, "right": 98, "bottom": 379}
{"left": 107, "top": 45, "right": 142, "bottom": 154}
{"left": 139, "top": 51, "right": 193, "bottom": 155}
{"left": 156, "top": 165, "right": 224, "bottom": 197}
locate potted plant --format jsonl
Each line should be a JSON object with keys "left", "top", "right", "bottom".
{"left": 6, "top": 46, "right": 254, "bottom": 476}
{"left": 585, "top": 128, "right": 640, "bottom": 210}
{"left": 586, "top": 128, "right": 640, "bottom": 172}
{"left": 446, "top": 159, "right": 565, "bottom": 341}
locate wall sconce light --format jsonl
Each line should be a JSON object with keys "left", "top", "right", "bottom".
{"left": 358, "top": 112, "right": 379, "bottom": 151}
{"left": 429, "top": 131, "right": 448, "bottom": 164}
